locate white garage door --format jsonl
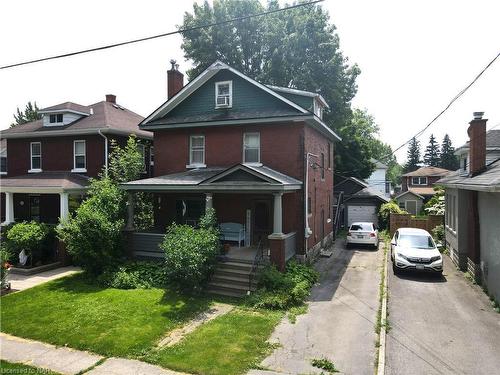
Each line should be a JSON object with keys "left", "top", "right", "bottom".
{"left": 347, "top": 205, "right": 378, "bottom": 226}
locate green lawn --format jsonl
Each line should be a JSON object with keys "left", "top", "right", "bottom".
{"left": 149, "top": 309, "right": 282, "bottom": 375}
{"left": 0, "top": 360, "right": 60, "bottom": 374}
{"left": 0, "top": 274, "right": 211, "bottom": 357}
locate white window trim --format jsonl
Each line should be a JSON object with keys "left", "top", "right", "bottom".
{"left": 215, "top": 81, "right": 233, "bottom": 109}
{"left": 411, "top": 176, "right": 428, "bottom": 185}
{"left": 47, "top": 113, "right": 64, "bottom": 125}
{"left": 187, "top": 135, "right": 206, "bottom": 168}
{"left": 242, "top": 132, "right": 261, "bottom": 165}
{"left": 29, "top": 142, "right": 42, "bottom": 173}
{"left": 72, "top": 140, "right": 87, "bottom": 173}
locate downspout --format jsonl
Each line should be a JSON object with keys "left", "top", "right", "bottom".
{"left": 305, "top": 152, "right": 318, "bottom": 239}
{"left": 98, "top": 129, "right": 108, "bottom": 176}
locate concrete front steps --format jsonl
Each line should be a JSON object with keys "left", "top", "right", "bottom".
{"left": 207, "top": 260, "right": 259, "bottom": 297}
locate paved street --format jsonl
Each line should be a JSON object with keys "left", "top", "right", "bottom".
{"left": 255, "top": 240, "right": 383, "bottom": 375}
{"left": 386, "top": 255, "right": 500, "bottom": 375}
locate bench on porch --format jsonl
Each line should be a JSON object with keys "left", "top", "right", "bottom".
{"left": 219, "top": 222, "right": 246, "bottom": 248}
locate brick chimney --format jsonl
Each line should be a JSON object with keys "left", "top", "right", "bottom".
{"left": 105, "top": 94, "right": 116, "bottom": 104}
{"left": 467, "top": 111, "right": 487, "bottom": 176}
{"left": 167, "top": 59, "right": 184, "bottom": 99}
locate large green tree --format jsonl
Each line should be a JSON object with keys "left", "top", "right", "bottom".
{"left": 423, "top": 134, "right": 440, "bottom": 167}
{"left": 180, "top": 0, "right": 361, "bottom": 172}
{"left": 404, "top": 137, "right": 421, "bottom": 173}
{"left": 10, "top": 101, "right": 41, "bottom": 127}
{"left": 440, "top": 134, "right": 459, "bottom": 170}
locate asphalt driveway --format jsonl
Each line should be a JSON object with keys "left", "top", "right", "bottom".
{"left": 254, "top": 240, "right": 383, "bottom": 375}
{"left": 386, "top": 255, "right": 500, "bottom": 375}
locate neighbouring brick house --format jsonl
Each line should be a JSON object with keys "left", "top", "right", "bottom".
{"left": 0, "top": 95, "right": 152, "bottom": 224}
{"left": 439, "top": 113, "right": 500, "bottom": 301}
{"left": 395, "top": 166, "right": 451, "bottom": 215}
{"left": 122, "top": 60, "right": 340, "bottom": 276}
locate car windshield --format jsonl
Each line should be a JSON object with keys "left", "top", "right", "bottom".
{"left": 350, "top": 223, "right": 373, "bottom": 231}
{"left": 398, "top": 234, "right": 434, "bottom": 249}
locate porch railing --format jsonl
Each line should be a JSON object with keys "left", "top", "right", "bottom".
{"left": 130, "top": 232, "right": 164, "bottom": 258}
{"left": 248, "top": 240, "right": 264, "bottom": 292}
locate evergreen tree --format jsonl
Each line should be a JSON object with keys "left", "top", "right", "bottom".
{"left": 10, "top": 101, "right": 41, "bottom": 128}
{"left": 423, "top": 134, "right": 440, "bottom": 167}
{"left": 404, "top": 137, "right": 421, "bottom": 173}
{"left": 440, "top": 134, "right": 459, "bottom": 170}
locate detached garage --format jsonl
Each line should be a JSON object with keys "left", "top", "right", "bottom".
{"left": 335, "top": 177, "right": 390, "bottom": 228}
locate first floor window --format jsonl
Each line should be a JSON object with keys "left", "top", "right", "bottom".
{"left": 190, "top": 135, "right": 205, "bottom": 166}
{"left": 30, "top": 142, "right": 41, "bottom": 170}
{"left": 243, "top": 133, "right": 260, "bottom": 163}
{"left": 74, "top": 140, "right": 86, "bottom": 170}
{"left": 150, "top": 146, "right": 154, "bottom": 166}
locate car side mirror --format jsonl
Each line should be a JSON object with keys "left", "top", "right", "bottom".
{"left": 436, "top": 243, "right": 443, "bottom": 249}
{"left": 390, "top": 241, "right": 396, "bottom": 246}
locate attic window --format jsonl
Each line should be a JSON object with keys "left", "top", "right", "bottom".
{"left": 215, "top": 81, "right": 232, "bottom": 108}
{"left": 314, "top": 100, "right": 323, "bottom": 119}
{"left": 49, "top": 114, "right": 63, "bottom": 124}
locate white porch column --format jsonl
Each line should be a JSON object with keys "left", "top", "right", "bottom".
{"left": 4, "top": 192, "right": 14, "bottom": 224}
{"left": 59, "top": 192, "right": 70, "bottom": 222}
{"left": 205, "top": 193, "right": 213, "bottom": 211}
{"left": 126, "top": 192, "right": 135, "bottom": 230}
{"left": 272, "top": 192, "right": 283, "bottom": 235}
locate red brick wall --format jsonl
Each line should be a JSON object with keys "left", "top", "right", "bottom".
{"left": 6, "top": 135, "right": 152, "bottom": 178}
{"left": 304, "top": 126, "right": 334, "bottom": 251}
{"left": 153, "top": 122, "right": 304, "bottom": 179}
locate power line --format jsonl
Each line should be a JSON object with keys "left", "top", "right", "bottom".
{"left": 0, "top": 0, "right": 324, "bottom": 70}
{"left": 380, "top": 50, "right": 500, "bottom": 162}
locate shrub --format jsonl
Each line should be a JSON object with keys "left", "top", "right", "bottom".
{"left": 249, "top": 261, "right": 319, "bottom": 309}
{"left": 378, "top": 201, "right": 406, "bottom": 230}
{"left": 160, "top": 210, "right": 220, "bottom": 291}
{"left": 97, "top": 261, "right": 167, "bottom": 289}
{"left": 432, "top": 224, "right": 445, "bottom": 245}
{"left": 0, "top": 245, "right": 12, "bottom": 289}
{"left": 6, "top": 221, "right": 49, "bottom": 267}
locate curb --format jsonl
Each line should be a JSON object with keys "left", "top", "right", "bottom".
{"left": 377, "top": 244, "right": 389, "bottom": 375}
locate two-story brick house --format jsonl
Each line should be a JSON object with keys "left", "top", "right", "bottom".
{"left": 0, "top": 95, "right": 152, "bottom": 224}
{"left": 395, "top": 166, "right": 451, "bottom": 215}
{"left": 122, "top": 61, "right": 340, "bottom": 272}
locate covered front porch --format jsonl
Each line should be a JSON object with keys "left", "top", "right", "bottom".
{"left": 122, "top": 164, "right": 303, "bottom": 270}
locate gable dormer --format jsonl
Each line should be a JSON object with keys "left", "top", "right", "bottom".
{"left": 39, "top": 102, "right": 90, "bottom": 127}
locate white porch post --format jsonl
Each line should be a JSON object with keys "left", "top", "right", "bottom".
{"left": 4, "top": 192, "right": 14, "bottom": 224}
{"left": 59, "top": 192, "right": 70, "bottom": 222}
{"left": 272, "top": 192, "right": 283, "bottom": 235}
{"left": 205, "top": 193, "right": 213, "bottom": 211}
{"left": 126, "top": 192, "right": 135, "bottom": 230}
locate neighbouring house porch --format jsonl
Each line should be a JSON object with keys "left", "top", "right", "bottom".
{"left": 121, "top": 164, "right": 303, "bottom": 270}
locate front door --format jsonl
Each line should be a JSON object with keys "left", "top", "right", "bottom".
{"left": 253, "top": 200, "right": 271, "bottom": 247}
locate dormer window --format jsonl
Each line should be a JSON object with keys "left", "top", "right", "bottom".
{"left": 314, "top": 99, "right": 323, "bottom": 119}
{"left": 215, "top": 81, "right": 232, "bottom": 108}
{"left": 49, "top": 114, "right": 63, "bottom": 124}
{"left": 411, "top": 177, "right": 427, "bottom": 185}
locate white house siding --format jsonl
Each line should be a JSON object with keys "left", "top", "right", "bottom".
{"left": 42, "top": 112, "right": 83, "bottom": 127}
{"left": 366, "top": 167, "right": 387, "bottom": 196}
{"left": 478, "top": 192, "right": 500, "bottom": 301}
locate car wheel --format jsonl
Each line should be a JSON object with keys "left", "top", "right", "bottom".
{"left": 373, "top": 242, "right": 379, "bottom": 250}
{"left": 392, "top": 263, "right": 400, "bottom": 275}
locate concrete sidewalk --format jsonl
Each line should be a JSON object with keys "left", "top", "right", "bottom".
{"left": 0, "top": 333, "right": 186, "bottom": 375}
{"left": 7, "top": 266, "right": 81, "bottom": 291}
{"left": 251, "top": 240, "right": 384, "bottom": 375}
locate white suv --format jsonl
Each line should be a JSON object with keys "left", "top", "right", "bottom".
{"left": 346, "top": 222, "right": 379, "bottom": 249}
{"left": 390, "top": 228, "right": 443, "bottom": 275}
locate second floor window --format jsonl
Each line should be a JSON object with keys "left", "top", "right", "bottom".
{"left": 411, "top": 177, "right": 427, "bottom": 185}
{"left": 0, "top": 156, "right": 6, "bottom": 174}
{"left": 215, "top": 81, "right": 232, "bottom": 108}
{"left": 190, "top": 135, "right": 205, "bottom": 166}
{"left": 74, "top": 140, "right": 86, "bottom": 170}
{"left": 243, "top": 133, "right": 260, "bottom": 164}
{"left": 137, "top": 144, "right": 146, "bottom": 173}
{"left": 321, "top": 153, "right": 325, "bottom": 179}
{"left": 30, "top": 142, "right": 41, "bottom": 171}
{"left": 49, "top": 114, "right": 63, "bottom": 124}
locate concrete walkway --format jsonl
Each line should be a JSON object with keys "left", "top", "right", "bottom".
{"left": 7, "top": 266, "right": 81, "bottom": 291}
{"left": 252, "top": 240, "right": 384, "bottom": 375}
{"left": 0, "top": 333, "right": 187, "bottom": 375}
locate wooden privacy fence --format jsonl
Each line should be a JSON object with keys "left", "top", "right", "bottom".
{"left": 390, "top": 214, "right": 443, "bottom": 236}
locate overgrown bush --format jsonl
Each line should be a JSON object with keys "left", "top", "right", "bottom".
{"left": 0, "top": 245, "right": 12, "bottom": 289}
{"left": 57, "top": 178, "right": 124, "bottom": 275}
{"left": 6, "top": 221, "right": 50, "bottom": 267}
{"left": 378, "top": 201, "right": 406, "bottom": 230}
{"left": 432, "top": 224, "right": 445, "bottom": 245}
{"left": 160, "top": 210, "right": 220, "bottom": 291}
{"left": 97, "top": 261, "right": 167, "bottom": 289}
{"left": 424, "top": 186, "right": 445, "bottom": 215}
{"left": 248, "top": 261, "right": 319, "bottom": 309}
